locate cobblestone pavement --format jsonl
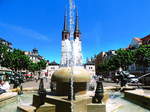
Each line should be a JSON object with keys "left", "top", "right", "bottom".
{"left": 10, "top": 78, "right": 50, "bottom": 89}
{"left": 10, "top": 80, "right": 150, "bottom": 96}
{"left": 10, "top": 79, "right": 118, "bottom": 89}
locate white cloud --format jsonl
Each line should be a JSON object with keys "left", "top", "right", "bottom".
{"left": 0, "top": 22, "right": 49, "bottom": 41}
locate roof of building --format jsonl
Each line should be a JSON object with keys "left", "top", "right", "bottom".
{"left": 0, "top": 38, "right": 5, "bottom": 41}
{"left": 142, "top": 34, "right": 150, "bottom": 41}
{"left": 33, "top": 48, "right": 38, "bottom": 51}
{"left": 0, "top": 38, "right": 12, "bottom": 45}
{"left": 49, "top": 61, "right": 59, "bottom": 65}
{"left": 129, "top": 34, "right": 150, "bottom": 49}
{"left": 133, "top": 37, "right": 142, "bottom": 42}
{"left": 84, "top": 61, "right": 95, "bottom": 65}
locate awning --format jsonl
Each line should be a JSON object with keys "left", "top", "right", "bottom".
{"left": 0, "top": 71, "right": 5, "bottom": 75}
{"left": 5, "top": 71, "right": 12, "bottom": 75}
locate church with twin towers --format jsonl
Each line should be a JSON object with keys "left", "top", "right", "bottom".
{"left": 60, "top": 9, "right": 83, "bottom": 67}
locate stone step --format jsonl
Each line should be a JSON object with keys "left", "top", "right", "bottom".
{"left": 17, "top": 103, "right": 55, "bottom": 112}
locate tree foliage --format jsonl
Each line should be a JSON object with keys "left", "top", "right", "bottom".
{"left": 113, "top": 49, "right": 135, "bottom": 70}
{"left": 0, "top": 45, "right": 9, "bottom": 63}
{"left": 95, "top": 45, "right": 150, "bottom": 74}
{"left": 28, "top": 62, "right": 39, "bottom": 72}
{"left": 134, "top": 45, "right": 150, "bottom": 73}
{"left": 0, "top": 45, "right": 47, "bottom": 74}
{"left": 12, "top": 49, "right": 31, "bottom": 71}
{"left": 28, "top": 59, "right": 47, "bottom": 72}
{"left": 0, "top": 47, "right": 31, "bottom": 71}
{"left": 0, "top": 45, "right": 13, "bottom": 69}
{"left": 37, "top": 59, "right": 47, "bottom": 70}
{"left": 96, "top": 49, "right": 135, "bottom": 74}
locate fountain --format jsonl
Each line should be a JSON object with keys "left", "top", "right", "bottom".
{"left": 17, "top": 1, "right": 106, "bottom": 112}
{"left": 11, "top": 1, "right": 150, "bottom": 112}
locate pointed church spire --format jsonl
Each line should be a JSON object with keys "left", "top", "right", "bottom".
{"left": 63, "top": 9, "right": 68, "bottom": 31}
{"left": 62, "top": 9, "right": 70, "bottom": 40}
{"left": 75, "top": 8, "right": 80, "bottom": 32}
{"left": 74, "top": 8, "right": 81, "bottom": 40}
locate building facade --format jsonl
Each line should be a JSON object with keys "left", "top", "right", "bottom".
{"left": 0, "top": 37, "right": 12, "bottom": 50}
{"left": 24, "top": 48, "right": 43, "bottom": 63}
{"left": 95, "top": 50, "right": 116, "bottom": 65}
{"left": 84, "top": 63, "right": 96, "bottom": 77}
{"left": 46, "top": 61, "right": 60, "bottom": 78}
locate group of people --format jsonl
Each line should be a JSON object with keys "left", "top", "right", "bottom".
{"left": 35, "top": 71, "right": 49, "bottom": 82}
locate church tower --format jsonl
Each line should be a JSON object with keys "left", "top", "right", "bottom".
{"left": 60, "top": 8, "right": 82, "bottom": 67}
{"left": 61, "top": 11, "right": 72, "bottom": 66}
{"left": 73, "top": 9, "right": 82, "bottom": 66}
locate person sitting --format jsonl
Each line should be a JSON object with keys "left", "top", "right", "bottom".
{"left": 0, "top": 78, "right": 6, "bottom": 94}
{"left": 0, "top": 75, "right": 10, "bottom": 93}
{"left": 1, "top": 80, "right": 10, "bottom": 91}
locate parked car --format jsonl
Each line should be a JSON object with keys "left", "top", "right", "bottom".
{"left": 122, "top": 71, "right": 130, "bottom": 75}
{"left": 129, "top": 77, "right": 139, "bottom": 83}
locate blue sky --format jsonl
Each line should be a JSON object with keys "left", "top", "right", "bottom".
{"left": 0, "top": 0, "right": 150, "bottom": 63}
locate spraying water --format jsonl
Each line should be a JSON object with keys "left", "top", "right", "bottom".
{"left": 61, "top": 0, "right": 82, "bottom": 111}
{"left": 69, "top": 0, "right": 75, "bottom": 39}
{"left": 61, "top": 0, "right": 82, "bottom": 67}
{"left": 69, "top": 0, "right": 75, "bottom": 112}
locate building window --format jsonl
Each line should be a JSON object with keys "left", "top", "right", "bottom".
{"left": 51, "top": 67, "right": 55, "bottom": 69}
{"left": 89, "top": 67, "right": 93, "bottom": 69}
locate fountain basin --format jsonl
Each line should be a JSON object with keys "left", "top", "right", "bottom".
{"left": 51, "top": 67, "right": 91, "bottom": 95}
{"left": 0, "top": 90, "right": 149, "bottom": 112}
{"left": 0, "top": 92, "right": 17, "bottom": 108}
{"left": 0, "top": 92, "right": 34, "bottom": 112}
{"left": 124, "top": 89, "right": 150, "bottom": 110}
{"left": 32, "top": 94, "right": 92, "bottom": 112}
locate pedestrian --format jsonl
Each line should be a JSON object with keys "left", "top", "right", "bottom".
{"left": 45, "top": 72, "right": 48, "bottom": 82}
{"left": 116, "top": 78, "right": 119, "bottom": 85}
{"left": 35, "top": 75, "right": 38, "bottom": 82}
{"left": 0, "top": 77, "right": 9, "bottom": 94}
{"left": 38, "top": 71, "right": 41, "bottom": 81}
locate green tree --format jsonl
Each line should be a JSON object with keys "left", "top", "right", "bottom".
{"left": 96, "top": 57, "right": 118, "bottom": 75}
{"left": 28, "top": 62, "right": 39, "bottom": 73}
{"left": 37, "top": 59, "right": 47, "bottom": 71}
{"left": 0, "top": 45, "right": 9, "bottom": 63}
{"left": 0, "top": 45, "right": 14, "bottom": 69}
{"left": 134, "top": 45, "right": 150, "bottom": 73}
{"left": 112, "top": 49, "right": 135, "bottom": 70}
{"left": 1, "top": 51, "right": 14, "bottom": 69}
{"left": 11, "top": 49, "right": 31, "bottom": 72}
{"left": 107, "top": 56, "right": 119, "bottom": 71}
{"left": 97, "top": 60, "right": 109, "bottom": 74}
{"left": 96, "top": 49, "right": 135, "bottom": 75}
